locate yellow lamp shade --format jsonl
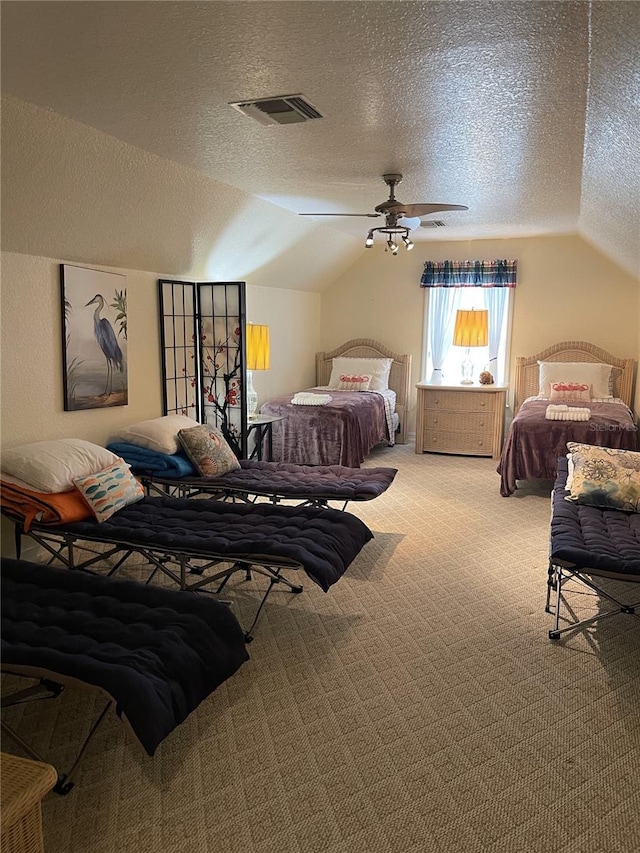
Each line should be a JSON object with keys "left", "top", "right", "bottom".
{"left": 246, "top": 324, "right": 270, "bottom": 371}
{"left": 453, "top": 309, "right": 489, "bottom": 348}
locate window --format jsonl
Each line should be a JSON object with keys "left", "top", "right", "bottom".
{"left": 420, "top": 260, "right": 516, "bottom": 386}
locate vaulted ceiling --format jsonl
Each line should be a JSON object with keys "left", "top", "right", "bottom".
{"left": 2, "top": 1, "right": 639, "bottom": 277}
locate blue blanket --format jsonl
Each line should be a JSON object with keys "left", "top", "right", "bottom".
{"left": 108, "top": 442, "right": 196, "bottom": 477}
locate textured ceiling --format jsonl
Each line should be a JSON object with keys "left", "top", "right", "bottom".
{"left": 1, "top": 1, "right": 638, "bottom": 275}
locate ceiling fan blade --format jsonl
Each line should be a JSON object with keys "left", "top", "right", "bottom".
{"left": 397, "top": 216, "right": 422, "bottom": 231}
{"left": 392, "top": 203, "right": 469, "bottom": 217}
{"left": 299, "top": 212, "right": 382, "bottom": 218}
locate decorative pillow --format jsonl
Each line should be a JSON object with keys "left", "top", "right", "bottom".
{"left": 74, "top": 461, "right": 144, "bottom": 522}
{"left": 1, "top": 439, "right": 120, "bottom": 494}
{"left": 177, "top": 425, "right": 241, "bottom": 477}
{"left": 114, "top": 415, "right": 201, "bottom": 455}
{"left": 328, "top": 357, "right": 393, "bottom": 392}
{"left": 538, "top": 362, "right": 612, "bottom": 399}
{"left": 549, "top": 382, "right": 591, "bottom": 403}
{"left": 337, "top": 373, "right": 372, "bottom": 392}
{"left": 565, "top": 443, "right": 640, "bottom": 512}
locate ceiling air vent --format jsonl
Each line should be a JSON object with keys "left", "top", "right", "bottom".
{"left": 420, "top": 220, "right": 446, "bottom": 228}
{"left": 229, "top": 94, "right": 323, "bottom": 126}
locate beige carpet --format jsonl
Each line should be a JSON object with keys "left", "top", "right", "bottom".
{"left": 3, "top": 444, "right": 639, "bottom": 853}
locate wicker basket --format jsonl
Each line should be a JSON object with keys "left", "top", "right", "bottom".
{"left": 1, "top": 753, "right": 57, "bottom": 853}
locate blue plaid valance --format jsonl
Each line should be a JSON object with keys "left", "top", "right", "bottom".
{"left": 420, "top": 260, "right": 517, "bottom": 287}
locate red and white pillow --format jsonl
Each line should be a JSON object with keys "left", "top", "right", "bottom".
{"left": 337, "top": 373, "right": 372, "bottom": 392}
{"left": 549, "top": 381, "right": 592, "bottom": 403}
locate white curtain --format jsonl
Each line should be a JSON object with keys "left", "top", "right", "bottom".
{"left": 428, "top": 288, "right": 463, "bottom": 383}
{"left": 484, "top": 287, "right": 508, "bottom": 383}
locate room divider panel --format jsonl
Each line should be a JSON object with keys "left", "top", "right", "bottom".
{"left": 158, "top": 280, "right": 248, "bottom": 459}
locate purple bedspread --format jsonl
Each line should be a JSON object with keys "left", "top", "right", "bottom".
{"left": 261, "top": 390, "right": 389, "bottom": 468}
{"left": 497, "top": 400, "right": 637, "bottom": 496}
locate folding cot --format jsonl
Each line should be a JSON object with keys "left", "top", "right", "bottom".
{"left": 1, "top": 557, "right": 250, "bottom": 793}
{"left": 545, "top": 456, "right": 640, "bottom": 639}
{"left": 5, "top": 495, "right": 373, "bottom": 641}
{"left": 108, "top": 442, "right": 398, "bottom": 510}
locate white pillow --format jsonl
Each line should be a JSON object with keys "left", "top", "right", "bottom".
{"left": 114, "top": 415, "right": 200, "bottom": 454}
{"left": 1, "top": 439, "right": 120, "bottom": 494}
{"left": 538, "top": 361, "right": 613, "bottom": 399}
{"left": 328, "top": 357, "right": 393, "bottom": 392}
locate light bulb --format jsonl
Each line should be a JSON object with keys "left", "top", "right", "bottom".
{"left": 365, "top": 233, "right": 374, "bottom": 248}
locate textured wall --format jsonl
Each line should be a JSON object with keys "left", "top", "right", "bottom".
{"left": 580, "top": 2, "right": 640, "bottom": 279}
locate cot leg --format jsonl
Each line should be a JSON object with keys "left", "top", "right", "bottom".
{"left": 0, "top": 696, "right": 114, "bottom": 796}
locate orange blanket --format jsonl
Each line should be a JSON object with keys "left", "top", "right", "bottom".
{"left": 0, "top": 480, "right": 91, "bottom": 532}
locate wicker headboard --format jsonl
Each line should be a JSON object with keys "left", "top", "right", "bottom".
{"left": 316, "top": 338, "right": 412, "bottom": 445}
{"left": 513, "top": 340, "right": 635, "bottom": 413}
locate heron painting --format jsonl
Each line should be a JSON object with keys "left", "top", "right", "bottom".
{"left": 61, "top": 264, "right": 128, "bottom": 410}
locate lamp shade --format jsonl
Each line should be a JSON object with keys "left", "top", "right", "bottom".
{"left": 453, "top": 310, "right": 489, "bottom": 348}
{"left": 246, "top": 324, "right": 270, "bottom": 371}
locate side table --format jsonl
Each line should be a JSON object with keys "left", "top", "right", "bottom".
{"left": 247, "top": 415, "right": 283, "bottom": 461}
{"left": 1, "top": 752, "right": 58, "bottom": 853}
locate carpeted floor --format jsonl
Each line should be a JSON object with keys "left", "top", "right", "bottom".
{"left": 3, "top": 444, "right": 639, "bottom": 853}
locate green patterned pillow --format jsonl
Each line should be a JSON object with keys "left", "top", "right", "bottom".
{"left": 74, "top": 460, "right": 144, "bottom": 522}
{"left": 566, "top": 443, "right": 640, "bottom": 513}
{"left": 178, "top": 425, "right": 240, "bottom": 477}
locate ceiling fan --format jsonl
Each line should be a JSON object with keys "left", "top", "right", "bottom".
{"left": 299, "top": 174, "right": 468, "bottom": 253}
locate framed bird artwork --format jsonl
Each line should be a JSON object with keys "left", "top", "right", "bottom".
{"left": 60, "top": 264, "right": 128, "bottom": 410}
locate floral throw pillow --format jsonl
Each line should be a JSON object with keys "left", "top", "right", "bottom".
{"left": 337, "top": 373, "right": 372, "bottom": 392}
{"left": 178, "top": 425, "right": 241, "bottom": 477}
{"left": 549, "top": 382, "right": 591, "bottom": 403}
{"left": 566, "top": 443, "right": 640, "bottom": 512}
{"left": 74, "top": 460, "right": 144, "bottom": 522}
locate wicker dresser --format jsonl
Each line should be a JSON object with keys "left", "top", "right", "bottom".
{"left": 1, "top": 753, "right": 57, "bottom": 853}
{"left": 415, "top": 383, "right": 507, "bottom": 459}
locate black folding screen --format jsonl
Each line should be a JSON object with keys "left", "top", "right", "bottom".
{"left": 158, "top": 280, "right": 248, "bottom": 458}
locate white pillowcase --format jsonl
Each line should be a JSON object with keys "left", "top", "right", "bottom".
{"left": 114, "top": 414, "right": 200, "bottom": 454}
{"left": 1, "top": 439, "right": 120, "bottom": 494}
{"left": 537, "top": 361, "right": 613, "bottom": 399}
{"left": 328, "top": 357, "right": 393, "bottom": 392}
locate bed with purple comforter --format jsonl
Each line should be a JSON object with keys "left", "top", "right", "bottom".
{"left": 261, "top": 390, "right": 392, "bottom": 468}
{"left": 498, "top": 399, "right": 638, "bottom": 496}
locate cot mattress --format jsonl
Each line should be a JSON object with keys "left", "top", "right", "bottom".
{"left": 1, "top": 558, "right": 249, "bottom": 755}
{"left": 34, "top": 495, "right": 373, "bottom": 592}
{"left": 550, "top": 457, "right": 640, "bottom": 577}
{"left": 144, "top": 459, "right": 398, "bottom": 502}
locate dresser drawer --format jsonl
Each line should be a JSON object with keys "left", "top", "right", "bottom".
{"left": 423, "top": 429, "right": 493, "bottom": 456}
{"left": 423, "top": 410, "right": 493, "bottom": 435}
{"left": 423, "top": 390, "right": 496, "bottom": 413}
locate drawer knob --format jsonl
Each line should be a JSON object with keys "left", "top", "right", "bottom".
{"left": 480, "top": 401, "right": 486, "bottom": 408}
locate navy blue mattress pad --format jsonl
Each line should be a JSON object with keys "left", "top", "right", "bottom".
{"left": 145, "top": 459, "right": 397, "bottom": 501}
{"left": 550, "top": 457, "right": 640, "bottom": 576}
{"left": 34, "top": 496, "right": 373, "bottom": 592}
{"left": 1, "top": 558, "right": 249, "bottom": 755}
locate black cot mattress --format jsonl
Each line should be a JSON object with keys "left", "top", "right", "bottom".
{"left": 34, "top": 495, "right": 374, "bottom": 592}
{"left": 1, "top": 558, "right": 249, "bottom": 755}
{"left": 550, "top": 456, "right": 640, "bottom": 577}
{"left": 143, "top": 459, "right": 398, "bottom": 503}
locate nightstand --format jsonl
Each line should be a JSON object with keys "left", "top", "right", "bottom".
{"left": 246, "top": 415, "right": 283, "bottom": 461}
{"left": 415, "top": 383, "right": 507, "bottom": 459}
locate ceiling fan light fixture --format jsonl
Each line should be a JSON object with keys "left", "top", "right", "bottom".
{"left": 402, "top": 235, "right": 414, "bottom": 250}
{"left": 365, "top": 231, "right": 374, "bottom": 248}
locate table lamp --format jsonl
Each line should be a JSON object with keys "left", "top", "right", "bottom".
{"left": 245, "top": 324, "right": 270, "bottom": 419}
{"left": 452, "top": 309, "right": 488, "bottom": 384}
